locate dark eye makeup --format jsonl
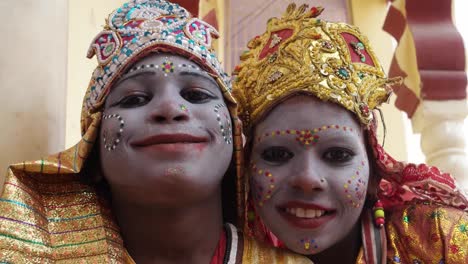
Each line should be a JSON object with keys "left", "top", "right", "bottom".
{"left": 116, "top": 93, "right": 151, "bottom": 108}
{"left": 322, "top": 147, "right": 355, "bottom": 164}
{"left": 261, "top": 146, "right": 295, "bottom": 164}
{"left": 181, "top": 88, "right": 217, "bottom": 104}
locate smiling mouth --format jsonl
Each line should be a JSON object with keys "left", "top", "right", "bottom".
{"left": 277, "top": 202, "right": 336, "bottom": 229}
{"left": 284, "top": 208, "right": 329, "bottom": 219}
{"left": 131, "top": 133, "right": 209, "bottom": 153}
{"left": 132, "top": 133, "right": 209, "bottom": 146}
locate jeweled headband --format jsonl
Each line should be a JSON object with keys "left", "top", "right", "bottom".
{"left": 84, "top": 0, "right": 232, "bottom": 115}
{"left": 232, "top": 4, "right": 402, "bottom": 132}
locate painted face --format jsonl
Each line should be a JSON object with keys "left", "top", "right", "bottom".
{"left": 250, "top": 95, "right": 369, "bottom": 255}
{"left": 100, "top": 53, "right": 233, "bottom": 205}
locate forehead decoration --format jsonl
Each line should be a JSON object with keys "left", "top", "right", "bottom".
{"left": 85, "top": 0, "right": 231, "bottom": 114}
{"left": 232, "top": 4, "right": 402, "bottom": 132}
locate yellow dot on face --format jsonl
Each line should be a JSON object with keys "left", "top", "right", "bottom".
{"left": 266, "top": 195, "right": 271, "bottom": 199}
{"left": 344, "top": 184, "right": 348, "bottom": 188}
{"left": 281, "top": 131, "right": 286, "bottom": 135}
{"left": 270, "top": 185, "right": 275, "bottom": 188}
{"left": 258, "top": 170, "right": 263, "bottom": 174}
{"left": 271, "top": 132, "right": 275, "bottom": 136}
{"left": 347, "top": 195, "right": 351, "bottom": 198}
{"left": 291, "top": 130, "right": 296, "bottom": 134}
{"left": 322, "top": 125, "right": 327, "bottom": 130}
{"left": 351, "top": 176, "right": 356, "bottom": 179}
{"left": 304, "top": 243, "right": 310, "bottom": 250}
{"left": 313, "top": 128, "right": 319, "bottom": 133}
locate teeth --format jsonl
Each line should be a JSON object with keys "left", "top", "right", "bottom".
{"left": 286, "top": 208, "right": 326, "bottom": 218}
{"left": 306, "top": 210, "right": 316, "bottom": 218}
{"left": 296, "top": 208, "right": 305, "bottom": 218}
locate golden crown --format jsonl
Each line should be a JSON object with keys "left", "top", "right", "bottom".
{"left": 232, "top": 4, "right": 402, "bottom": 132}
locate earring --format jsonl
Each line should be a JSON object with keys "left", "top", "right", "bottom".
{"left": 373, "top": 200, "right": 385, "bottom": 227}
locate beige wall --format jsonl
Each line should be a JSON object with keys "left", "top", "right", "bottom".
{"left": 66, "top": 0, "right": 127, "bottom": 148}
{"left": 0, "top": 0, "right": 68, "bottom": 185}
{"left": 350, "top": 0, "right": 413, "bottom": 162}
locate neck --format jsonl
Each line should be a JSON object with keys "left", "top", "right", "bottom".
{"left": 309, "top": 220, "right": 362, "bottom": 264}
{"left": 111, "top": 189, "right": 224, "bottom": 264}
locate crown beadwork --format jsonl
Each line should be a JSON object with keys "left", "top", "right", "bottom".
{"left": 84, "top": 0, "right": 231, "bottom": 113}
{"left": 232, "top": 4, "right": 402, "bottom": 132}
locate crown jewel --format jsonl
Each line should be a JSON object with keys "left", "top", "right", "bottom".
{"left": 232, "top": 4, "right": 402, "bottom": 132}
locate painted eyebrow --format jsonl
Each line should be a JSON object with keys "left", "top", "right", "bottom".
{"left": 114, "top": 66, "right": 219, "bottom": 89}
{"left": 114, "top": 70, "right": 155, "bottom": 87}
{"left": 178, "top": 68, "right": 219, "bottom": 89}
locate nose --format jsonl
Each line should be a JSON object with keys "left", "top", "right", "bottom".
{"left": 288, "top": 156, "right": 326, "bottom": 193}
{"left": 148, "top": 94, "right": 190, "bottom": 124}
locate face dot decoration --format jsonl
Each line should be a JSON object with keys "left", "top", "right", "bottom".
{"left": 251, "top": 163, "right": 275, "bottom": 207}
{"left": 102, "top": 113, "right": 125, "bottom": 151}
{"left": 128, "top": 63, "right": 159, "bottom": 73}
{"left": 299, "top": 237, "right": 319, "bottom": 251}
{"left": 161, "top": 57, "right": 175, "bottom": 76}
{"left": 177, "top": 63, "right": 201, "bottom": 72}
{"left": 127, "top": 62, "right": 207, "bottom": 79}
{"left": 213, "top": 104, "right": 232, "bottom": 144}
{"left": 295, "top": 130, "right": 319, "bottom": 147}
{"left": 256, "top": 125, "right": 353, "bottom": 147}
{"left": 164, "top": 166, "right": 185, "bottom": 177}
{"left": 344, "top": 160, "right": 367, "bottom": 208}
{"left": 179, "top": 104, "right": 188, "bottom": 113}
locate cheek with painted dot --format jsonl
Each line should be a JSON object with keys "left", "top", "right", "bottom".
{"left": 250, "top": 163, "right": 276, "bottom": 207}
{"left": 213, "top": 104, "right": 232, "bottom": 144}
{"left": 299, "top": 237, "right": 319, "bottom": 252}
{"left": 102, "top": 113, "right": 125, "bottom": 151}
{"left": 343, "top": 160, "right": 367, "bottom": 208}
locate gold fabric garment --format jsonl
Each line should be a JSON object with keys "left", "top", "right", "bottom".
{"left": 0, "top": 113, "right": 128, "bottom": 262}
{"left": 385, "top": 203, "right": 468, "bottom": 264}
{"left": 355, "top": 203, "right": 468, "bottom": 264}
{"left": 241, "top": 236, "right": 312, "bottom": 264}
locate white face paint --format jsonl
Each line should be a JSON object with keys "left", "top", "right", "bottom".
{"left": 250, "top": 95, "right": 369, "bottom": 255}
